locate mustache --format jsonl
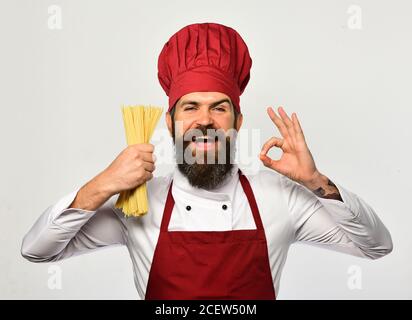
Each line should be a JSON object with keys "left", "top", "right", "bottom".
{"left": 171, "top": 121, "right": 239, "bottom": 152}
{"left": 173, "top": 124, "right": 237, "bottom": 165}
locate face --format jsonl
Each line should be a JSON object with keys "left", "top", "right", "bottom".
{"left": 167, "top": 91, "right": 242, "bottom": 148}
{"left": 166, "top": 92, "right": 243, "bottom": 189}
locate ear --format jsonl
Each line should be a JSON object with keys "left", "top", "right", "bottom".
{"left": 166, "top": 112, "right": 173, "bottom": 137}
{"left": 235, "top": 113, "right": 243, "bottom": 131}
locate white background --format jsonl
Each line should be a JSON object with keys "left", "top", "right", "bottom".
{"left": 1, "top": 0, "right": 411, "bottom": 299}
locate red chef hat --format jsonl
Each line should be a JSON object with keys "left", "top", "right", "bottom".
{"left": 157, "top": 22, "right": 252, "bottom": 113}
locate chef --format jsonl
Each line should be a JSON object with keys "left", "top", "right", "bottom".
{"left": 21, "top": 22, "right": 393, "bottom": 300}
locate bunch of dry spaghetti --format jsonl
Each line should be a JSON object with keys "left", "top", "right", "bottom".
{"left": 115, "top": 105, "right": 163, "bottom": 217}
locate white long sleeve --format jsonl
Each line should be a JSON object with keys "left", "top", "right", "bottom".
{"left": 280, "top": 174, "right": 393, "bottom": 259}
{"left": 21, "top": 188, "right": 127, "bottom": 262}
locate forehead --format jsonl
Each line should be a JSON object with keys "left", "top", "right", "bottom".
{"left": 178, "top": 92, "right": 231, "bottom": 105}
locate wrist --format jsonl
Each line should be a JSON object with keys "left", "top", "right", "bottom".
{"left": 92, "top": 172, "right": 117, "bottom": 199}
{"left": 70, "top": 177, "right": 113, "bottom": 211}
{"left": 301, "top": 170, "right": 326, "bottom": 191}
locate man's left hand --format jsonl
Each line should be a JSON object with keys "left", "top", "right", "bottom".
{"left": 259, "top": 106, "right": 321, "bottom": 186}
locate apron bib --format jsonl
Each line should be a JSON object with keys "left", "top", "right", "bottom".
{"left": 145, "top": 170, "right": 276, "bottom": 300}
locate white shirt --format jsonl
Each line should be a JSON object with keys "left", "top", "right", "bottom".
{"left": 21, "top": 164, "right": 393, "bottom": 299}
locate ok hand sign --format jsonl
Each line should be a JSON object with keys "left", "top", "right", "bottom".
{"left": 259, "top": 106, "right": 320, "bottom": 185}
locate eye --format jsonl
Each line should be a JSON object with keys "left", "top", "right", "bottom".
{"left": 213, "top": 106, "right": 227, "bottom": 112}
{"left": 183, "top": 105, "right": 196, "bottom": 111}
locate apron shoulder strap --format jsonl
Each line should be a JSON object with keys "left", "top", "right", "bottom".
{"left": 238, "top": 169, "right": 265, "bottom": 230}
{"left": 160, "top": 181, "right": 175, "bottom": 232}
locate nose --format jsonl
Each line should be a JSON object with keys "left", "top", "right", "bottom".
{"left": 195, "top": 108, "right": 214, "bottom": 127}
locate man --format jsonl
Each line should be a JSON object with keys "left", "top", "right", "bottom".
{"left": 21, "top": 23, "right": 392, "bottom": 300}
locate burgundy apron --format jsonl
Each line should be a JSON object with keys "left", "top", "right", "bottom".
{"left": 145, "top": 170, "right": 276, "bottom": 300}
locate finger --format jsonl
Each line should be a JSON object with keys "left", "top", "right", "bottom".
{"left": 259, "top": 153, "right": 271, "bottom": 166}
{"left": 140, "top": 152, "right": 156, "bottom": 163}
{"left": 267, "top": 107, "right": 290, "bottom": 139}
{"left": 292, "top": 112, "right": 305, "bottom": 141}
{"left": 144, "top": 171, "right": 153, "bottom": 181}
{"left": 260, "top": 137, "right": 284, "bottom": 156}
{"left": 259, "top": 153, "right": 280, "bottom": 170}
{"left": 278, "top": 106, "right": 297, "bottom": 145}
{"left": 136, "top": 143, "right": 155, "bottom": 152}
{"left": 277, "top": 106, "right": 293, "bottom": 129}
{"left": 142, "top": 161, "right": 156, "bottom": 172}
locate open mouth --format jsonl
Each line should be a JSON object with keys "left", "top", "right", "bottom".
{"left": 191, "top": 135, "right": 219, "bottom": 150}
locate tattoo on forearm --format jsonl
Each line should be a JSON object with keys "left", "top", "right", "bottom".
{"left": 312, "top": 179, "right": 343, "bottom": 201}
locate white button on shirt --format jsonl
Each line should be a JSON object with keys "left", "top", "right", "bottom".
{"left": 21, "top": 164, "right": 393, "bottom": 299}
{"left": 170, "top": 166, "right": 256, "bottom": 231}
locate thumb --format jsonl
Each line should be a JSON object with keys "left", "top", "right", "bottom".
{"left": 259, "top": 153, "right": 282, "bottom": 170}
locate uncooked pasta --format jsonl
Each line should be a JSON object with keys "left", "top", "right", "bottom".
{"left": 115, "top": 105, "right": 163, "bottom": 217}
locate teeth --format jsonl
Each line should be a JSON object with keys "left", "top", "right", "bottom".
{"left": 195, "top": 136, "right": 212, "bottom": 142}
{"left": 190, "top": 135, "right": 220, "bottom": 143}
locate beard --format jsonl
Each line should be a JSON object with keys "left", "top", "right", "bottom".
{"left": 172, "top": 122, "right": 237, "bottom": 190}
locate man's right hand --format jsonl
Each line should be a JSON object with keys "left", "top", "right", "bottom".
{"left": 69, "top": 144, "right": 156, "bottom": 211}
{"left": 101, "top": 143, "right": 156, "bottom": 195}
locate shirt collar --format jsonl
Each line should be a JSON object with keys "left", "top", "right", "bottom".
{"left": 172, "top": 163, "right": 240, "bottom": 202}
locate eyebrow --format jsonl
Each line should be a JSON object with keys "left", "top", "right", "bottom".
{"left": 180, "top": 98, "right": 232, "bottom": 108}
